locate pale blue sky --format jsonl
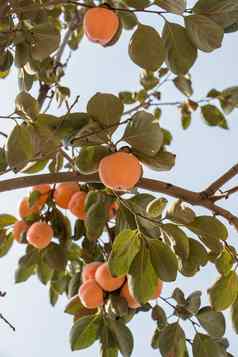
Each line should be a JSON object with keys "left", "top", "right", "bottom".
{"left": 0, "top": 7, "right": 238, "bottom": 357}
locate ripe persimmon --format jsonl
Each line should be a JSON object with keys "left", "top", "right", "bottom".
{"left": 98, "top": 152, "right": 142, "bottom": 191}
{"left": 26, "top": 222, "right": 53, "bottom": 249}
{"left": 82, "top": 261, "right": 103, "bottom": 282}
{"left": 53, "top": 182, "right": 80, "bottom": 209}
{"left": 151, "top": 279, "right": 163, "bottom": 299}
{"left": 120, "top": 281, "right": 140, "bottom": 309}
{"left": 13, "top": 220, "right": 28, "bottom": 242}
{"left": 18, "top": 197, "right": 40, "bottom": 219}
{"left": 83, "top": 7, "right": 119, "bottom": 46}
{"left": 32, "top": 184, "right": 51, "bottom": 206}
{"left": 68, "top": 191, "right": 87, "bottom": 220}
{"left": 95, "top": 262, "right": 125, "bottom": 292}
{"left": 78, "top": 279, "right": 104, "bottom": 309}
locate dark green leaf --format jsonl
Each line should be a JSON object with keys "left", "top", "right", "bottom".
{"left": 108, "top": 319, "right": 134, "bottom": 357}
{"left": 158, "top": 322, "right": 186, "bottom": 357}
{"left": 193, "top": 333, "right": 225, "bottom": 357}
{"left": 161, "top": 224, "right": 190, "bottom": 259}
{"left": 0, "top": 231, "right": 13, "bottom": 257}
{"left": 70, "top": 314, "right": 101, "bottom": 351}
{"left": 155, "top": 0, "right": 186, "bottom": 14}
{"left": 231, "top": 296, "right": 238, "bottom": 334}
{"left": 197, "top": 306, "right": 225, "bottom": 338}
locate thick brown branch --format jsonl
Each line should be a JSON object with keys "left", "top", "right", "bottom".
{"left": 1, "top": 172, "right": 238, "bottom": 231}
{"left": 202, "top": 162, "right": 238, "bottom": 197}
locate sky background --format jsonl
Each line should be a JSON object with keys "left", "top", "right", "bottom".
{"left": 0, "top": 4, "right": 238, "bottom": 357}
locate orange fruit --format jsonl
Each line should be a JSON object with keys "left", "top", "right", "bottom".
{"left": 13, "top": 220, "right": 28, "bottom": 242}
{"left": 26, "top": 222, "right": 53, "bottom": 249}
{"left": 83, "top": 7, "right": 119, "bottom": 46}
{"left": 95, "top": 262, "right": 125, "bottom": 292}
{"left": 99, "top": 152, "right": 142, "bottom": 191}
{"left": 18, "top": 197, "right": 40, "bottom": 219}
{"left": 53, "top": 182, "right": 80, "bottom": 209}
{"left": 78, "top": 279, "right": 104, "bottom": 309}
{"left": 82, "top": 261, "right": 103, "bottom": 282}
{"left": 32, "top": 184, "right": 51, "bottom": 206}
{"left": 151, "top": 280, "right": 163, "bottom": 299}
{"left": 120, "top": 281, "right": 140, "bottom": 309}
{"left": 68, "top": 191, "right": 87, "bottom": 220}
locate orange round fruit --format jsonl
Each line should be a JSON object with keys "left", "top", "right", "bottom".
{"left": 13, "top": 220, "right": 28, "bottom": 242}
{"left": 120, "top": 281, "right": 140, "bottom": 309}
{"left": 83, "top": 7, "right": 119, "bottom": 46}
{"left": 98, "top": 152, "right": 142, "bottom": 191}
{"left": 78, "top": 279, "right": 104, "bottom": 309}
{"left": 32, "top": 184, "right": 51, "bottom": 206}
{"left": 82, "top": 261, "right": 103, "bottom": 282}
{"left": 95, "top": 262, "right": 125, "bottom": 292}
{"left": 151, "top": 280, "right": 163, "bottom": 299}
{"left": 68, "top": 191, "right": 87, "bottom": 220}
{"left": 26, "top": 222, "right": 53, "bottom": 249}
{"left": 53, "top": 182, "right": 80, "bottom": 209}
{"left": 18, "top": 197, "right": 40, "bottom": 219}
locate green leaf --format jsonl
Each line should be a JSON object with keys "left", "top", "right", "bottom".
{"left": 158, "top": 322, "right": 186, "bottom": 357}
{"left": 85, "top": 201, "right": 108, "bottom": 241}
{"left": 70, "top": 314, "right": 101, "bottom": 351}
{"left": 185, "top": 15, "right": 224, "bottom": 52}
{"left": 172, "top": 288, "right": 186, "bottom": 305}
{"left": 173, "top": 75, "right": 193, "bottom": 97}
{"left": 0, "top": 231, "right": 13, "bottom": 257}
{"left": 148, "top": 239, "right": 178, "bottom": 282}
{"left": 162, "top": 22, "right": 197, "bottom": 74}
{"left": 135, "top": 149, "right": 176, "bottom": 171}
{"left": 215, "top": 249, "right": 234, "bottom": 275}
{"left": 231, "top": 296, "right": 238, "bottom": 334}
{"left": 201, "top": 104, "right": 227, "bottom": 128}
{"left": 108, "top": 229, "right": 141, "bottom": 277}
{"left": 123, "top": 111, "right": 163, "bottom": 156}
{"left": 181, "top": 238, "right": 208, "bottom": 275}
{"left": 129, "top": 24, "right": 165, "bottom": 71}
{"left": 108, "top": 319, "right": 134, "bottom": 357}
{"left": 100, "top": 324, "right": 118, "bottom": 357}
{"left": 87, "top": 93, "right": 123, "bottom": 136}
{"left": 197, "top": 306, "right": 225, "bottom": 338}
{"left": 0, "top": 214, "right": 16, "bottom": 227}
{"left": 15, "top": 263, "right": 35, "bottom": 283}
{"left": 31, "top": 23, "right": 60, "bottom": 61}
{"left": 193, "top": 0, "right": 238, "bottom": 29}
{"left": 124, "top": 0, "right": 150, "bottom": 8}
{"left": 76, "top": 145, "right": 111, "bottom": 174}
{"left": 43, "top": 243, "right": 67, "bottom": 272}
{"left": 15, "top": 91, "right": 39, "bottom": 121}
{"left": 119, "top": 11, "right": 138, "bottom": 30}
{"left": 128, "top": 243, "right": 157, "bottom": 304}
{"left": 37, "top": 258, "right": 54, "bottom": 285}
{"left": 192, "top": 333, "right": 225, "bottom": 357}
{"left": 7, "top": 124, "right": 34, "bottom": 171}
{"left": 151, "top": 305, "right": 167, "bottom": 327}
{"left": 167, "top": 200, "right": 196, "bottom": 224}
{"left": 208, "top": 271, "right": 238, "bottom": 311}
{"left": 0, "top": 148, "right": 7, "bottom": 172}
{"left": 155, "top": 0, "right": 186, "bottom": 14}
{"left": 187, "top": 215, "right": 228, "bottom": 241}
{"left": 186, "top": 291, "right": 201, "bottom": 314}
{"left": 15, "top": 42, "right": 29, "bottom": 68}
{"left": 146, "top": 197, "right": 168, "bottom": 218}
{"left": 161, "top": 224, "right": 190, "bottom": 259}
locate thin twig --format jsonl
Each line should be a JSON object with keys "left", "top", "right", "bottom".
{"left": 0, "top": 313, "right": 15, "bottom": 332}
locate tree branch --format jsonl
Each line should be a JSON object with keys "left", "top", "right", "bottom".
{"left": 1, "top": 171, "right": 238, "bottom": 231}
{"left": 202, "top": 162, "right": 238, "bottom": 197}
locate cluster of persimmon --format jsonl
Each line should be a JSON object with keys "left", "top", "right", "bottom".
{"left": 83, "top": 6, "right": 120, "bottom": 46}
{"left": 12, "top": 151, "right": 142, "bottom": 248}
{"left": 78, "top": 261, "right": 163, "bottom": 310}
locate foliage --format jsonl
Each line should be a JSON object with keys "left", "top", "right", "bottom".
{"left": 0, "top": 0, "right": 238, "bottom": 356}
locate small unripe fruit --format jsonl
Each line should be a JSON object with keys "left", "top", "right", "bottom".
{"left": 68, "top": 191, "right": 87, "bottom": 220}
{"left": 95, "top": 262, "right": 125, "bottom": 292}
{"left": 27, "top": 222, "right": 53, "bottom": 249}
{"left": 13, "top": 220, "right": 28, "bottom": 242}
{"left": 82, "top": 262, "right": 103, "bottom": 282}
{"left": 53, "top": 182, "right": 80, "bottom": 209}
{"left": 78, "top": 279, "right": 104, "bottom": 309}
{"left": 120, "top": 281, "right": 140, "bottom": 309}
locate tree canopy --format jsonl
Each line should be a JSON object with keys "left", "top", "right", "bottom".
{"left": 0, "top": 0, "right": 238, "bottom": 356}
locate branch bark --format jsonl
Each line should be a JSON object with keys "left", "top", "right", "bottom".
{"left": 1, "top": 171, "right": 238, "bottom": 231}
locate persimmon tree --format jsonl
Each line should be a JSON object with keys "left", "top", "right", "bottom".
{"left": 0, "top": 0, "right": 238, "bottom": 356}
